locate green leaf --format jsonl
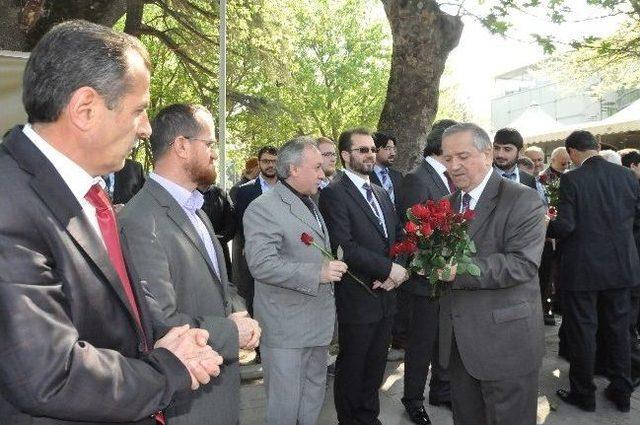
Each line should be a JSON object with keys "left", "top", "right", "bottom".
{"left": 467, "top": 263, "right": 481, "bottom": 277}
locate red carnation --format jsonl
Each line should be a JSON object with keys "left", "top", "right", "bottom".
{"left": 405, "top": 221, "right": 418, "bottom": 234}
{"left": 463, "top": 209, "right": 475, "bottom": 221}
{"left": 301, "top": 232, "right": 314, "bottom": 246}
{"left": 411, "top": 203, "right": 430, "bottom": 220}
{"left": 547, "top": 206, "right": 557, "bottom": 218}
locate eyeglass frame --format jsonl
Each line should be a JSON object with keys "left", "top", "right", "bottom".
{"left": 168, "top": 135, "right": 217, "bottom": 149}
{"left": 349, "top": 146, "right": 378, "bottom": 154}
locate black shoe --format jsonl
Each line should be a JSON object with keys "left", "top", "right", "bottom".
{"left": 556, "top": 389, "right": 595, "bottom": 412}
{"left": 403, "top": 405, "right": 431, "bottom": 425}
{"left": 429, "top": 398, "right": 452, "bottom": 411}
{"left": 604, "top": 386, "right": 630, "bottom": 412}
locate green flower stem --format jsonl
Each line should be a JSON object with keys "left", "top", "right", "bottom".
{"left": 311, "top": 242, "right": 376, "bottom": 296}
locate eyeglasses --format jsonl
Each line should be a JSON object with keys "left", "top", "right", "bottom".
{"left": 321, "top": 152, "right": 337, "bottom": 158}
{"left": 350, "top": 147, "right": 378, "bottom": 154}
{"left": 184, "top": 136, "right": 216, "bottom": 148}
{"left": 260, "top": 159, "right": 277, "bottom": 165}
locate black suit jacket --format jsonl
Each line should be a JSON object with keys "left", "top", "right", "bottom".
{"left": 548, "top": 156, "right": 640, "bottom": 291}
{"left": 370, "top": 166, "right": 403, "bottom": 210}
{"left": 232, "top": 178, "right": 264, "bottom": 293}
{"left": 202, "top": 185, "right": 236, "bottom": 279}
{"left": 397, "top": 159, "right": 451, "bottom": 296}
{"left": 319, "top": 173, "right": 403, "bottom": 324}
{"left": 112, "top": 158, "right": 145, "bottom": 204}
{"left": 0, "top": 127, "right": 190, "bottom": 425}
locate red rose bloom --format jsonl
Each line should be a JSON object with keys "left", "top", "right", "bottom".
{"left": 405, "top": 221, "right": 418, "bottom": 234}
{"left": 300, "top": 232, "right": 314, "bottom": 246}
{"left": 420, "top": 222, "right": 433, "bottom": 237}
{"left": 463, "top": 209, "right": 475, "bottom": 221}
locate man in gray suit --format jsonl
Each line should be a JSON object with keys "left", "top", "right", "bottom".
{"left": 438, "top": 123, "right": 546, "bottom": 425}
{"left": 243, "top": 137, "right": 348, "bottom": 425}
{"left": 120, "top": 103, "right": 261, "bottom": 425}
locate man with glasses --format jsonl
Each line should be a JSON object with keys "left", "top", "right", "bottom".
{"left": 316, "top": 136, "right": 340, "bottom": 189}
{"left": 233, "top": 145, "right": 279, "bottom": 350}
{"left": 120, "top": 103, "right": 260, "bottom": 424}
{"left": 319, "top": 128, "right": 408, "bottom": 425}
{"left": 371, "top": 132, "right": 403, "bottom": 211}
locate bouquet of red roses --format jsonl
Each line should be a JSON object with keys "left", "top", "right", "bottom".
{"left": 391, "top": 198, "right": 480, "bottom": 297}
{"left": 538, "top": 173, "right": 560, "bottom": 216}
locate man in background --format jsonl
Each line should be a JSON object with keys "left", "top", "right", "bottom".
{"left": 492, "top": 127, "right": 537, "bottom": 190}
{"left": 398, "top": 119, "right": 458, "bottom": 424}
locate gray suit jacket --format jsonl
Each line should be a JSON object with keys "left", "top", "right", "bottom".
{"left": 119, "top": 179, "right": 246, "bottom": 425}
{"left": 243, "top": 182, "right": 336, "bottom": 348}
{"left": 439, "top": 171, "right": 546, "bottom": 381}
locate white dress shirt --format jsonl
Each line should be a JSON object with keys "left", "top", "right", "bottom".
{"left": 23, "top": 124, "right": 105, "bottom": 243}
{"left": 425, "top": 156, "right": 451, "bottom": 193}
{"left": 460, "top": 168, "right": 494, "bottom": 212}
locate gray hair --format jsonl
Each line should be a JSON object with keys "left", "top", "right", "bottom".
{"left": 276, "top": 136, "right": 318, "bottom": 179}
{"left": 23, "top": 20, "right": 150, "bottom": 123}
{"left": 524, "top": 145, "right": 544, "bottom": 155}
{"left": 550, "top": 146, "right": 568, "bottom": 160}
{"left": 600, "top": 149, "right": 622, "bottom": 165}
{"left": 442, "top": 123, "right": 492, "bottom": 152}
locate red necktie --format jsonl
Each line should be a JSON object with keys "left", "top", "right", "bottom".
{"left": 85, "top": 185, "right": 167, "bottom": 425}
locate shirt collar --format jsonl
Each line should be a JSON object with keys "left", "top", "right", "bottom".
{"left": 425, "top": 156, "right": 447, "bottom": 174}
{"left": 22, "top": 124, "right": 103, "bottom": 202}
{"left": 149, "top": 172, "right": 203, "bottom": 212}
{"left": 495, "top": 164, "right": 519, "bottom": 178}
{"left": 344, "top": 168, "right": 371, "bottom": 189}
{"left": 462, "top": 167, "right": 494, "bottom": 204}
{"left": 373, "top": 163, "right": 388, "bottom": 175}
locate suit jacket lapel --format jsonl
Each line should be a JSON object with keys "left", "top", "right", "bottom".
{"left": 372, "top": 184, "right": 394, "bottom": 244}
{"left": 196, "top": 209, "right": 227, "bottom": 286}
{"left": 341, "top": 176, "right": 386, "bottom": 238}
{"left": 276, "top": 183, "right": 326, "bottom": 243}
{"left": 423, "top": 161, "right": 449, "bottom": 196}
{"left": 146, "top": 180, "right": 223, "bottom": 285}
{"left": 469, "top": 171, "right": 502, "bottom": 239}
{"left": 3, "top": 128, "right": 144, "bottom": 335}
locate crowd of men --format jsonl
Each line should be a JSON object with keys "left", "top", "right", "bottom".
{"left": 1, "top": 19, "right": 639, "bottom": 425}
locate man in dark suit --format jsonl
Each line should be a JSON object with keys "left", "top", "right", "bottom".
{"left": 201, "top": 169, "right": 236, "bottom": 279}
{"left": 319, "top": 128, "right": 409, "bottom": 425}
{"left": 370, "top": 131, "right": 407, "bottom": 352}
{"left": 0, "top": 21, "right": 222, "bottom": 425}
{"left": 232, "top": 145, "right": 278, "bottom": 317}
{"left": 439, "top": 123, "right": 545, "bottom": 425}
{"left": 370, "top": 131, "right": 403, "bottom": 209}
{"left": 103, "top": 158, "right": 145, "bottom": 205}
{"left": 549, "top": 130, "right": 640, "bottom": 412}
{"left": 398, "top": 119, "right": 457, "bottom": 424}
{"left": 492, "top": 127, "right": 537, "bottom": 190}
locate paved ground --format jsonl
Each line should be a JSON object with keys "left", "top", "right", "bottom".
{"left": 239, "top": 322, "right": 639, "bottom": 424}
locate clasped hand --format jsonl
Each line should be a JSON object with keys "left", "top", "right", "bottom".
{"left": 229, "top": 311, "right": 261, "bottom": 350}
{"left": 154, "top": 324, "right": 223, "bottom": 390}
{"left": 373, "top": 262, "right": 409, "bottom": 291}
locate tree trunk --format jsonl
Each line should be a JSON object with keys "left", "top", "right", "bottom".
{"left": 379, "top": 0, "right": 463, "bottom": 173}
{"left": 0, "top": 0, "right": 127, "bottom": 51}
